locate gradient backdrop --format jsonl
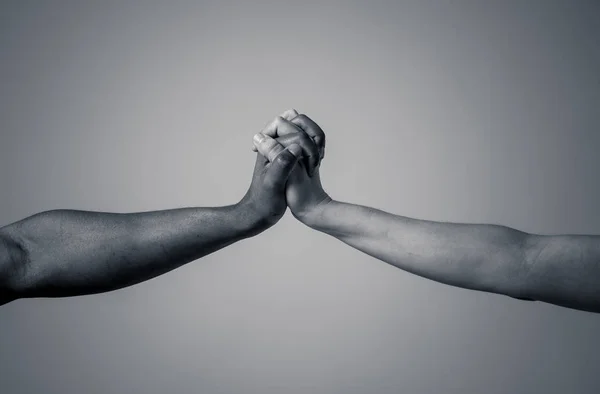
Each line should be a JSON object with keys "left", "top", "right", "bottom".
{"left": 1, "top": 1, "right": 600, "bottom": 393}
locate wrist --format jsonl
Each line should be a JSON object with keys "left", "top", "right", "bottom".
{"left": 293, "top": 194, "right": 334, "bottom": 228}
{"left": 233, "top": 199, "right": 281, "bottom": 237}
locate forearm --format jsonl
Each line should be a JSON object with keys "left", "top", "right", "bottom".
{"left": 304, "top": 199, "right": 531, "bottom": 298}
{"left": 1, "top": 203, "right": 265, "bottom": 299}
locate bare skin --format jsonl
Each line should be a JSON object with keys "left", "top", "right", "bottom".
{"left": 0, "top": 110, "right": 323, "bottom": 306}
{"left": 255, "top": 111, "right": 600, "bottom": 313}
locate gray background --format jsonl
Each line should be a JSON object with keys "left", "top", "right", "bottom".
{"left": 1, "top": 1, "right": 599, "bottom": 393}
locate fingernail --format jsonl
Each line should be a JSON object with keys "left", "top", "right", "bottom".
{"left": 253, "top": 133, "right": 264, "bottom": 143}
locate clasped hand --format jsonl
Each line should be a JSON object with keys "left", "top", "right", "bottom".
{"left": 238, "top": 109, "right": 331, "bottom": 231}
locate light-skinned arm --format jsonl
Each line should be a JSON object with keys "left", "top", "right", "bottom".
{"left": 255, "top": 113, "right": 600, "bottom": 313}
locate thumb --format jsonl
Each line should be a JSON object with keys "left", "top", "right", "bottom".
{"left": 264, "top": 143, "right": 302, "bottom": 189}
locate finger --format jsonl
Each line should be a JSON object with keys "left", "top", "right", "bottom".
{"left": 273, "top": 118, "right": 320, "bottom": 176}
{"left": 290, "top": 114, "right": 326, "bottom": 159}
{"left": 254, "top": 130, "right": 319, "bottom": 176}
{"left": 264, "top": 143, "right": 302, "bottom": 189}
{"left": 251, "top": 149, "right": 269, "bottom": 178}
{"left": 279, "top": 108, "right": 299, "bottom": 121}
{"left": 253, "top": 133, "right": 286, "bottom": 163}
{"left": 274, "top": 132, "right": 321, "bottom": 177}
{"left": 255, "top": 118, "right": 320, "bottom": 176}
{"left": 262, "top": 115, "right": 303, "bottom": 139}
{"left": 251, "top": 109, "right": 299, "bottom": 152}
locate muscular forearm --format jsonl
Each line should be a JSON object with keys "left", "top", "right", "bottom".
{"left": 304, "top": 199, "right": 533, "bottom": 299}
{"left": 305, "top": 199, "right": 600, "bottom": 312}
{"left": 1, "top": 203, "right": 265, "bottom": 300}
{"left": 0, "top": 114, "right": 303, "bottom": 305}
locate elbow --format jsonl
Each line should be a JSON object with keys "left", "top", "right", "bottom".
{"left": 479, "top": 232, "right": 540, "bottom": 302}
{"left": 0, "top": 228, "right": 30, "bottom": 301}
{"left": 504, "top": 233, "right": 542, "bottom": 302}
{"left": 503, "top": 270, "right": 537, "bottom": 302}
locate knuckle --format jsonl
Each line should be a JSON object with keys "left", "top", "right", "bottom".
{"left": 291, "top": 114, "right": 305, "bottom": 125}
{"left": 297, "top": 132, "right": 312, "bottom": 144}
{"left": 275, "top": 151, "right": 294, "bottom": 166}
{"left": 255, "top": 142, "right": 270, "bottom": 156}
{"left": 268, "top": 144, "right": 284, "bottom": 156}
{"left": 313, "top": 135, "right": 325, "bottom": 145}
